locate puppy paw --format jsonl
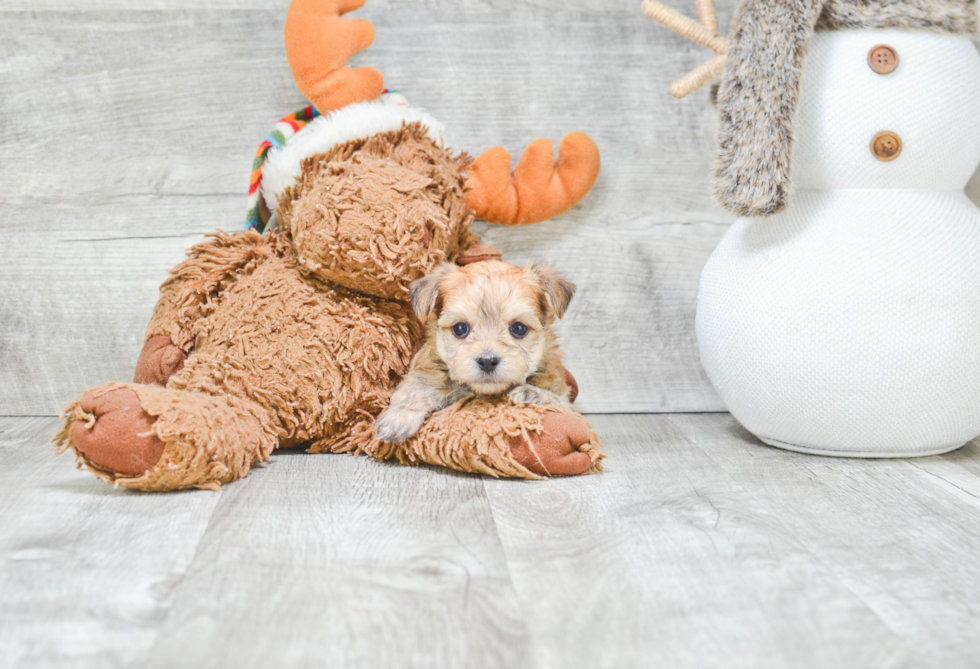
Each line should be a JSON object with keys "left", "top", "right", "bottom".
{"left": 134, "top": 336, "right": 187, "bottom": 386}
{"left": 375, "top": 407, "right": 427, "bottom": 444}
{"left": 508, "top": 384, "right": 567, "bottom": 408}
{"left": 509, "top": 412, "right": 594, "bottom": 477}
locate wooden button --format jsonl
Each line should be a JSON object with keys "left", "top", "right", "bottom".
{"left": 868, "top": 45, "right": 899, "bottom": 74}
{"left": 871, "top": 131, "right": 902, "bottom": 161}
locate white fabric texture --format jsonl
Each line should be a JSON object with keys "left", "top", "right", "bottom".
{"left": 794, "top": 31, "right": 980, "bottom": 191}
{"left": 260, "top": 94, "right": 445, "bottom": 216}
{"left": 698, "top": 190, "right": 980, "bottom": 455}
{"left": 697, "top": 32, "right": 980, "bottom": 455}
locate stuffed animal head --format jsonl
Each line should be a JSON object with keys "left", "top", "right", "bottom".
{"left": 249, "top": 0, "right": 601, "bottom": 301}
{"left": 276, "top": 124, "right": 472, "bottom": 299}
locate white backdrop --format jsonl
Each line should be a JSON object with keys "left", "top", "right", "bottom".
{"left": 0, "top": 0, "right": 977, "bottom": 415}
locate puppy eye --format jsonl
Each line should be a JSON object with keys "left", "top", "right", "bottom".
{"left": 451, "top": 322, "right": 470, "bottom": 338}
{"left": 509, "top": 322, "right": 529, "bottom": 338}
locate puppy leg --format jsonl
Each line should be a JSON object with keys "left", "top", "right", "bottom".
{"left": 508, "top": 384, "right": 572, "bottom": 410}
{"left": 376, "top": 372, "right": 465, "bottom": 443}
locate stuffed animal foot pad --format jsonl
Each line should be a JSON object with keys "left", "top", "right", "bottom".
{"left": 509, "top": 412, "right": 597, "bottom": 477}
{"left": 134, "top": 335, "right": 187, "bottom": 386}
{"left": 65, "top": 386, "right": 166, "bottom": 477}
{"left": 55, "top": 382, "right": 278, "bottom": 491}
{"left": 372, "top": 398, "right": 605, "bottom": 479}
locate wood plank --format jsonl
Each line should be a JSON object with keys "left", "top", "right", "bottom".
{"left": 668, "top": 413, "right": 980, "bottom": 665}
{"left": 0, "top": 5, "right": 731, "bottom": 216}
{"left": 0, "top": 417, "right": 223, "bottom": 668}
{"left": 5, "top": 413, "right": 980, "bottom": 666}
{"left": 2, "top": 2, "right": 978, "bottom": 417}
{"left": 0, "top": 0, "right": 733, "bottom": 415}
{"left": 484, "top": 413, "right": 912, "bottom": 668}
{"left": 0, "top": 196, "right": 217, "bottom": 416}
{"left": 3, "top": 0, "right": 736, "bottom": 19}
{"left": 140, "top": 451, "right": 530, "bottom": 668}
{"left": 0, "top": 417, "right": 53, "bottom": 450}
{"left": 904, "top": 440, "right": 980, "bottom": 504}
{"left": 0, "top": 196, "right": 724, "bottom": 415}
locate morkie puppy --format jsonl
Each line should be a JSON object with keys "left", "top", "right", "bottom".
{"left": 375, "top": 260, "right": 576, "bottom": 443}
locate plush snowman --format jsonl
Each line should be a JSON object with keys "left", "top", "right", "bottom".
{"left": 646, "top": 0, "right": 980, "bottom": 456}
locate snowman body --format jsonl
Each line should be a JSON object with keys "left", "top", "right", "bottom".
{"left": 697, "top": 30, "right": 980, "bottom": 456}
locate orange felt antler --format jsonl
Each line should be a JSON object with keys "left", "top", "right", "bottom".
{"left": 465, "top": 132, "right": 600, "bottom": 226}
{"left": 284, "top": 0, "right": 385, "bottom": 113}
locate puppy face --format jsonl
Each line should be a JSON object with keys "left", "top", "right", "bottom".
{"left": 411, "top": 260, "right": 574, "bottom": 395}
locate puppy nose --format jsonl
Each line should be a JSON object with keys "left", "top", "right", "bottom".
{"left": 476, "top": 354, "right": 500, "bottom": 373}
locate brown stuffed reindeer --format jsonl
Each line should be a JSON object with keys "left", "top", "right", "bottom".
{"left": 54, "top": 0, "right": 605, "bottom": 491}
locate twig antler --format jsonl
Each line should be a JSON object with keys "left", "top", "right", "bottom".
{"left": 642, "top": 0, "right": 730, "bottom": 98}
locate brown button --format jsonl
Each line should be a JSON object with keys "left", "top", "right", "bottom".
{"left": 868, "top": 45, "right": 899, "bottom": 74}
{"left": 871, "top": 131, "right": 902, "bottom": 161}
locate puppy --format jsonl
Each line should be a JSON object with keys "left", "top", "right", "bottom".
{"left": 375, "top": 260, "right": 576, "bottom": 443}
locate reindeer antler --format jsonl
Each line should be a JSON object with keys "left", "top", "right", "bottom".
{"left": 284, "top": 0, "right": 385, "bottom": 113}
{"left": 465, "top": 133, "right": 601, "bottom": 227}
{"left": 642, "top": 0, "right": 729, "bottom": 98}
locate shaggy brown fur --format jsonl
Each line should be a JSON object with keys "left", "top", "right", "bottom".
{"left": 56, "top": 382, "right": 278, "bottom": 491}
{"left": 371, "top": 397, "right": 604, "bottom": 479}
{"left": 713, "top": 0, "right": 977, "bottom": 217}
{"left": 55, "top": 123, "right": 605, "bottom": 490}
{"left": 278, "top": 127, "right": 474, "bottom": 299}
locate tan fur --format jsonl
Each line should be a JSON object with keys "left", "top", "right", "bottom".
{"left": 145, "top": 230, "right": 276, "bottom": 350}
{"left": 55, "top": 123, "right": 604, "bottom": 489}
{"left": 278, "top": 126, "right": 474, "bottom": 299}
{"left": 56, "top": 124, "right": 460, "bottom": 488}
{"left": 375, "top": 261, "right": 574, "bottom": 444}
{"left": 56, "top": 381, "right": 278, "bottom": 492}
{"left": 372, "top": 397, "right": 604, "bottom": 479}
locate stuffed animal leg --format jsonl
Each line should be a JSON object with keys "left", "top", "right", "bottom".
{"left": 55, "top": 382, "right": 277, "bottom": 491}
{"left": 54, "top": 232, "right": 282, "bottom": 490}
{"left": 371, "top": 398, "right": 605, "bottom": 479}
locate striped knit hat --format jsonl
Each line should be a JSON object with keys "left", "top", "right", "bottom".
{"left": 246, "top": 105, "right": 320, "bottom": 232}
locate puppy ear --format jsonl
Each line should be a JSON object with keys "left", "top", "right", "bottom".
{"left": 530, "top": 263, "right": 575, "bottom": 319}
{"left": 410, "top": 263, "right": 456, "bottom": 323}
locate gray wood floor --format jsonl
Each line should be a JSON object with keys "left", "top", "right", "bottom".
{"left": 4, "top": 0, "right": 980, "bottom": 666}
{"left": 5, "top": 414, "right": 980, "bottom": 667}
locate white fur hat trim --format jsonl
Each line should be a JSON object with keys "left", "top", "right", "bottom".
{"left": 260, "top": 93, "right": 445, "bottom": 218}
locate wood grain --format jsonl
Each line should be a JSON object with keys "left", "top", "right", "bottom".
{"left": 484, "top": 413, "right": 911, "bottom": 668}
{"left": 140, "top": 451, "right": 530, "bottom": 668}
{"left": 5, "top": 414, "right": 980, "bottom": 666}
{"left": 0, "top": 2, "right": 735, "bottom": 415}
{"left": 1, "top": 0, "right": 978, "bottom": 417}
{"left": 2, "top": 0, "right": 734, "bottom": 16}
{"left": 0, "top": 417, "right": 223, "bottom": 668}
{"left": 0, "top": 197, "right": 216, "bottom": 415}
{"left": 0, "top": 417, "right": 52, "bottom": 450}
{"left": 4, "top": 1, "right": 980, "bottom": 666}
{"left": 668, "top": 413, "right": 980, "bottom": 667}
